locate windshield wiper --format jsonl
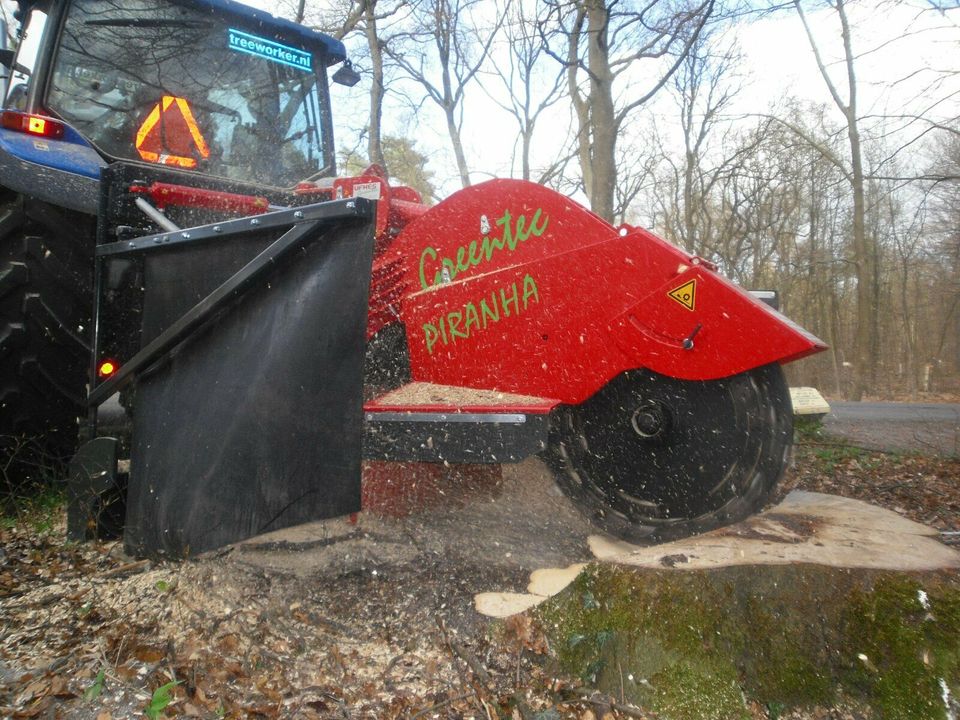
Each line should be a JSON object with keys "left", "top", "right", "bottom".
{"left": 85, "top": 18, "right": 212, "bottom": 29}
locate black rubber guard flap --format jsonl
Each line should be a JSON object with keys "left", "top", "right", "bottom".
{"left": 123, "top": 211, "right": 375, "bottom": 558}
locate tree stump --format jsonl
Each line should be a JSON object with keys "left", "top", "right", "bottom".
{"left": 476, "top": 492, "right": 960, "bottom": 719}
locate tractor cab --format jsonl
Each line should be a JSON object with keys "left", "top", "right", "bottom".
{"left": 2, "top": 0, "right": 350, "bottom": 191}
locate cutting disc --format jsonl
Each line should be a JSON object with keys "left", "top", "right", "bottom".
{"left": 546, "top": 363, "right": 793, "bottom": 543}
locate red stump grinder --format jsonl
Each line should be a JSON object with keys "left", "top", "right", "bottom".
{"left": 359, "top": 171, "right": 826, "bottom": 545}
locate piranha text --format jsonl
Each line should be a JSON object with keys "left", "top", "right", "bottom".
{"left": 423, "top": 274, "right": 540, "bottom": 354}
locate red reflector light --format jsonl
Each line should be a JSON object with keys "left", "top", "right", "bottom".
{"left": 98, "top": 360, "right": 117, "bottom": 378}
{"left": 1, "top": 110, "right": 65, "bottom": 139}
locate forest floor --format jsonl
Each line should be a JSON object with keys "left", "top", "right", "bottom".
{"left": 1, "top": 423, "right": 958, "bottom": 720}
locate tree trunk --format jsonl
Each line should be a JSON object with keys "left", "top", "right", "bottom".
{"left": 848, "top": 119, "right": 871, "bottom": 400}
{"left": 566, "top": 7, "right": 591, "bottom": 200}
{"left": 521, "top": 126, "right": 532, "bottom": 181}
{"left": 479, "top": 492, "right": 960, "bottom": 718}
{"left": 584, "top": 0, "right": 616, "bottom": 222}
{"left": 365, "top": 1, "right": 387, "bottom": 171}
{"left": 682, "top": 149, "right": 696, "bottom": 253}
{"left": 437, "top": 0, "right": 470, "bottom": 188}
{"left": 445, "top": 106, "right": 471, "bottom": 188}
{"left": 836, "top": 0, "right": 876, "bottom": 401}
{"left": 795, "top": 0, "right": 876, "bottom": 401}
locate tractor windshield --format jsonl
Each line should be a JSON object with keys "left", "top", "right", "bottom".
{"left": 45, "top": 0, "right": 332, "bottom": 187}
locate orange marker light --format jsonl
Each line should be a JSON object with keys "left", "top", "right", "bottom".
{"left": 98, "top": 360, "right": 117, "bottom": 378}
{"left": 0, "top": 110, "right": 65, "bottom": 138}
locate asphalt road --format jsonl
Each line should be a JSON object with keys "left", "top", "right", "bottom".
{"left": 823, "top": 401, "right": 960, "bottom": 455}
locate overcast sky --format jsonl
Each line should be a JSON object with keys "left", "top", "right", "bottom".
{"left": 5, "top": 0, "right": 954, "bottom": 197}
{"left": 318, "top": 1, "right": 960, "bottom": 197}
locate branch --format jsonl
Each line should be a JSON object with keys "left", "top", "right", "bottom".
{"left": 794, "top": 0, "right": 849, "bottom": 115}
{"left": 451, "top": 0, "right": 509, "bottom": 106}
{"left": 756, "top": 113, "right": 852, "bottom": 181}
{"left": 614, "top": 0, "right": 715, "bottom": 128}
{"left": 332, "top": 0, "right": 367, "bottom": 39}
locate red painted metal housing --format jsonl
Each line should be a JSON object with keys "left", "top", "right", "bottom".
{"left": 126, "top": 173, "right": 825, "bottom": 411}
{"left": 383, "top": 179, "right": 826, "bottom": 405}
{"left": 131, "top": 181, "right": 270, "bottom": 214}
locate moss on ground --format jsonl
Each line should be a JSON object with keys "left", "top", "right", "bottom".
{"left": 538, "top": 564, "right": 960, "bottom": 719}
{"left": 1, "top": 485, "right": 66, "bottom": 533}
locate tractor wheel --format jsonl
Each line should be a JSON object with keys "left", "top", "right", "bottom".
{"left": 546, "top": 363, "right": 793, "bottom": 544}
{"left": 0, "top": 194, "right": 95, "bottom": 487}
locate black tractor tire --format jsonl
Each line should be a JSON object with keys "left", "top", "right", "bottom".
{"left": 0, "top": 194, "right": 96, "bottom": 487}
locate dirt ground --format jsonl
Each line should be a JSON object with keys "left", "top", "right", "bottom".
{"left": 2, "top": 427, "right": 959, "bottom": 719}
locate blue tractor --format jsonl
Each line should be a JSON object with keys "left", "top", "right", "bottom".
{"left": 0, "top": 0, "right": 364, "bottom": 490}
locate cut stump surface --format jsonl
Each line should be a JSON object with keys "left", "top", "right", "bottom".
{"left": 475, "top": 490, "right": 960, "bottom": 618}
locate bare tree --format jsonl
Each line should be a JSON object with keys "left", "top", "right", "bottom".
{"left": 386, "top": 0, "right": 506, "bottom": 188}
{"left": 540, "top": 0, "right": 715, "bottom": 222}
{"left": 481, "top": 1, "right": 565, "bottom": 182}
{"left": 674, "top": 29, "right": 740, "bottom": 254}
{"left": 327, "top": 1, "right": 406, "bottom": 173}
{"left": 363, "top": 2, "right": 388, "bottom": 169}
{"left": 282, "top": 0, "right": 410, "bottom": 174}
{"left": 927, "top": 129, "right": 960, "bottom": 378}
{"left": 332, "top": 1, "right": 388, "bottom": 169}
{"left": 794, "top": 0, "right": 877, "bottom": 400}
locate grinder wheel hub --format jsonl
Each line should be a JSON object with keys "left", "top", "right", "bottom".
{"left": 630, "top": 402, "right": 670, "bottom": 439}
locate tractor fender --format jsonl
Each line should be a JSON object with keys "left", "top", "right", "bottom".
{"left": 0, "top": 125, "right": 103, "bottom": 214}
{"left": 392, "top": 179, "right": 826, "bottom": 405}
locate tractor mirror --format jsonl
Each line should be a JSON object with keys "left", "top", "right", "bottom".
{"left": 0, "top": 49, "right": 14, "bottom": 69}
{"left": 332, "top": 60, "right": 360, "bottom": 87}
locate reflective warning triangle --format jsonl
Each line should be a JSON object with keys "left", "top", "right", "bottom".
{"left": 135, "top": 96, "right": 210, "bottom": 169}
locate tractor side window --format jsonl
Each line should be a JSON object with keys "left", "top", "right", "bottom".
{"left": 4, "top": 9, "right": 48, "bottom": 110}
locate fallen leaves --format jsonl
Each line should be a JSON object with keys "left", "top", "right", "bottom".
{"left": 504, "top": 612, "right": 550, "bottom": 655}
{"left": 1, "top": 442, "right": 956, "bottom": 719}
{"left": 785, "top": 445, "right": 960, "bottom": 536}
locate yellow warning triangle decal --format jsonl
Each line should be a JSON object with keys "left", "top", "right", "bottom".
{"left": 668, "top": 279, "right": 696, "bottom": 311}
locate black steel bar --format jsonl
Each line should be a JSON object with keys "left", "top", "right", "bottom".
{"left": 88, "top": 207, "right": 372, "bottom": 406}
{"left": 96, "top": 198, "right": 368, "bottom": 257}
{"left": 86, "top": 235, "right": 106, "bottom": 437}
